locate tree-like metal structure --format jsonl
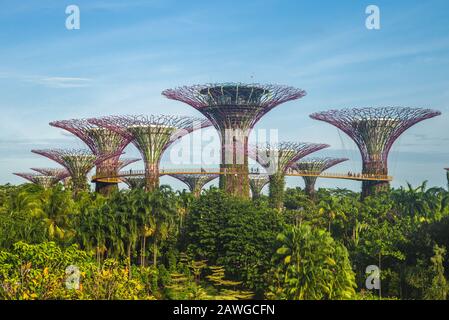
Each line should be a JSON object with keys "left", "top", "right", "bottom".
{"left": 169, "top": 173, "right": 219, "bottom": 197}
{"left": 31, "top": 168, "right": 70, "bottom": 181}
{"left": 162, "top": 83, "right": 306, "bottom": 198}
{"left": 294, "top": 157, "right": 348, "bottom": 198}
{"left": 251, "top": 142, "right": 329, "bottom": 209}
{"left": 310, "top": 107, "right": 441, "bottom": 197}
{"left": 121, "top": 175, "right": 146, "bottom": 190}
{"left": 90, "top": 115, "right": 211, "bottom": 191}
{"left": 13, "top": 172, "right": 62, "bottom": 189}
{"left": 117, "top": 158, "right": 140, "bottom": 171}
{"left": 49, "top": 119, "right": 133, "bottom": 195}
{"left": 31, "top": 149, "right": 113, "bottom": 194}
{"left": 249, "top": 174, "right": 270, "bottom": 200}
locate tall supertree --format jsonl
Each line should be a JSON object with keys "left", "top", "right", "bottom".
{"left": 31, "top": 149, "right": 114, "bottom": 194}
{"left": 49, "top": 119, "right": 133, "bottom": 195}
{"left": 162, "top": 83, "right": 306, "bottom": 198}
{"left": 294, "top": 157, "right": 348, "bottom": 198}
{"left": 169, "top": 173, "right": 219, "bottom": 197}
{"left": 251, "top": 142, "right": 329, "bottom": 209}
{"left": 90, "top": 115, "right": 211, "bottom": 191}
{"left": 310, "top": 107, "right": 441, "bottom": 197}
{"left": 249, "top": 174, "right": 270, "bottom": 200}
{"left": 13, "top": 172, "right": 62, "bottom": 189}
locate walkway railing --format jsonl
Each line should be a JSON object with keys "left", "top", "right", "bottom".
{"left": 286, "top": 170, "right": 392, "bottom": 182}
{"left": 92, "top": 168, "right": 392, "bottom": 183}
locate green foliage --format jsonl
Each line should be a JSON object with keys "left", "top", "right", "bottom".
{"left": 2, "top": 180, "right": 449, "bottom": 300}
{"left": 0, "top": 242, "right": 156, "bottom": 300}
{"left": 267, "top": 224, "right": 356, "bottom": 300}
{"left": 424, "top": 245, "right": 448, "bottom": 300}
{"left": 184, "top": 189, "right": 283, "bottom": 295}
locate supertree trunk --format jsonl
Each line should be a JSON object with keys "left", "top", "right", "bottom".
{"left": 145, "top": 162, "right": 160, "bottom": 192}
{"left": 269, "top": 172, "right": 286, "bottom": 210}
{"left": 95, "top": 157, "right": 119, "bottom": 195}
{"left": 303, "top": 176, "right": 318, "bottom": 199}
{"left": 220, "top": 134, "right": 250, "bottom": 197}
{"left": 361, "top": 159, "right": 389, "bottom": 198}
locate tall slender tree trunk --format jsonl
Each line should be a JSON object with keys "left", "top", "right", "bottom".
{"left": 127, "top": 243, "right": 132, "bottom": 278}
{"left": 153, "top": 241, "right": 158, "bottom": 267}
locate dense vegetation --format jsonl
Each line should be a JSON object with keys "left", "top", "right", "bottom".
{"left": 1, "top": 181, "right": 448, "bottom": 300}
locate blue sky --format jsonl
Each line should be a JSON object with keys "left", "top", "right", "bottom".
{"left": 0, "top": 0, "right": 448, "bottom": 192}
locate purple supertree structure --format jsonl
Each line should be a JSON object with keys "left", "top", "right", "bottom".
{"left": 169, "top": 173, "right": 219, "bottom": 197}
{"left": 121, "top": 175, "right": 146, "bottom": 190}
{"left": 117, "top": 158, "right": 140, "bottom": 171}
{"left": 13, "top": 172, "right": 61, "bottom": 189}
{"left": 293, "top": 157, "right": 348, "bottom": 198}
{"left": 249, "top": 174, "right": 270, "bottom": 200}
{"left": 162, "top": 83, "right": 306, "bottom": 198}
{"left": 90, "top": 115, "right": 211, "bottom": 191}
{"left": 49, "top": 119, "right": 133, "bottom": 195}
{"left": 31, "top": 168, "right": 70, "bottom": 181}
{"left": 310, "top": 107, "right": 441, "bottom": 197}
{"left": 251, "top": 142, "right": 329, "bottom": 209}
{"left": 31, "top": 149, "right": 116, "bottom": 194}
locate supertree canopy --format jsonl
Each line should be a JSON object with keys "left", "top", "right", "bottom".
{"left": 251, "top": 142, "right": 329, "bottom": 209}
{"left": 162, "top": 83, "right": 306, "bottom": 198}
{"left": 310, "top": 107, "right": 441, "bottom": 197}
{"left": 117, "top": 158, "right": 140, "bottom": 171}
{"left": 31, "top": 167, "right": 70, "bottom": 181}
{"left": 249, "top": 174, "right": 270, "bottom": 200}
{"left": 13, "top": 172, "right": 62, "bottom": 189}
{"left": 294, "top": 157, "right": 348, "bottom": 197}
{"left": 169, "top": 173, "right": 219, "bottom": 197}
{"left": 49, "top": 119, "right": 133, "bottom": 195}
{"left": 31, "top": 149, "right": 114, "bottom": 194}
{"left": 90, "top": 115, "right": 211, "bottom": 191}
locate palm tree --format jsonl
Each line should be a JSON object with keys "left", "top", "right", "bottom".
{"left": 148, "top": 187, "right": 177, "bottom": 267}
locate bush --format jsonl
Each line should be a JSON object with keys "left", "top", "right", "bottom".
{"left": 267, "top": 224, "right": 357, "bottom": 300}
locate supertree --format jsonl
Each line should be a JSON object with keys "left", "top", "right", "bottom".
{"left": 31, "top": 168, "right": 70, "bottom": 181}
{"left": 49, "top": 119, "right": 133, "bottom": 195}
{"left": 251, "top": 142, "right": 329, "bottom": 209}
{"left": 310, "top": 107, "right": 441, "bottom": 197}
{"left": 31, "top": 149, "right": 115, "bottom": 194}
{"left": 293, "top": 157, "right": 348, "bottom": 198}
{"left": 117, "top": 158, "right": 140, "bottom": 171}
{"left": 169, "top": 173, "right": 219, "bottom": 197}
{"left": 13, "top": 172, "right": 62, "bottom": 189}
{"left": 162, "top": 83, "right": 306, "bottom": 198}
{"left": 249, "top": 174, "right": 270, "bottom": 200}
{"left": 121, "top": 174, "right": 146, "bottom": 190}
{"left": 89, "top": 115, "right": 211, "bottom": 191}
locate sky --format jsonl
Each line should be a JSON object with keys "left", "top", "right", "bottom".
{"left": 0, "top": 0, "right": 448, "bottom": 193}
